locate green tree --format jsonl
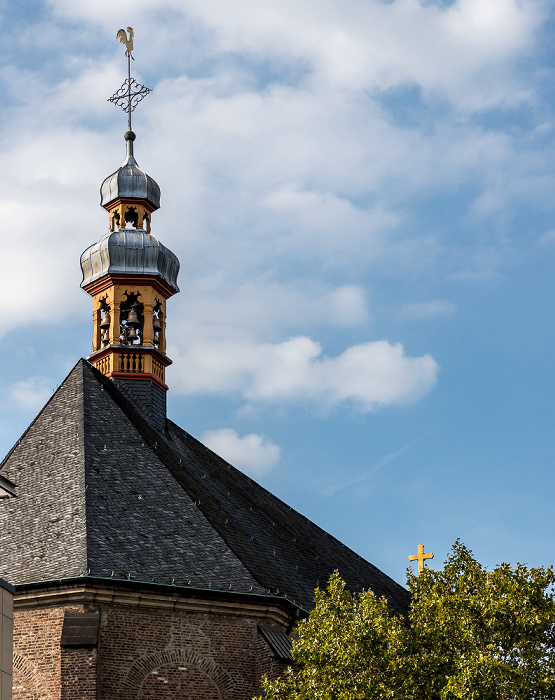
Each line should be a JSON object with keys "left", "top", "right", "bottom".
{"left": 261, "top": 541, "right": 555, "bottom": 700}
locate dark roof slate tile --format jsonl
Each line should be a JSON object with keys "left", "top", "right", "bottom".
{"left": 82, "top": 364, "right": 263, "bottom": 592}
{"left": 0, "top": 364, "right": 87, "bottom": 583}
{"left": 0, "top": 359, "right": 409, "bottom": 615}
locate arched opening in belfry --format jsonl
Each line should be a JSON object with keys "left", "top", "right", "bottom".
{"left": 124, "top": 206, "right": 139, "bottom": 228}
{"left": 99, "top": 298, "right": 111, "bottom": 347}
{"left": 119, "top": 292, "right": 144, "bottom": 345}
{"left": 153, "top": 301, "right": 163, "bottom": 346}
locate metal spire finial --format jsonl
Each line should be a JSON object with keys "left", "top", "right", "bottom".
{"left": 108, "top": 27, "right": 151, "bottom": 133}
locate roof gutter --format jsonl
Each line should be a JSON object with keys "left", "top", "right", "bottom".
{"left": 14, "top": 575, "right": 309, "bottom": 615}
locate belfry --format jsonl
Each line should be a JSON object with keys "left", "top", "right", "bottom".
{"left": 80, "top": 55, "right": 179, "bottom": 429}
{"left": 0, "top": 29, "right": 409, "bottom": 700}
{"left": 80, "top": 130, "right": 179, "bottom": 424}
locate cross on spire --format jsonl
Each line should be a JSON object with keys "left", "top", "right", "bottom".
{"left": 408, "top": 543, "right": 434, "bottom": 573}
{"left": 108, "top": 27, "right": 151, "bottom": 131}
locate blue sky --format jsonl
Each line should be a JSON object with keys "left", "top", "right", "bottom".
{"left": 1, "top": 0, "right": 555, "bottom": 587}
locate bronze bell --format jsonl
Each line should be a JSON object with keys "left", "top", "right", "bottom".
{"left": 152, "top": 314, "right": 162, "bottom": 332}
{"left": 153, "top": 332, "right": 160, "bottom": 345}
{"left": 100, "top": 311, "right": 111, "bottom": 329}
{"left": 127, "top": 326, "right": 139, "bottom": 342}
{"left": 101, "top": 331, "right": 109, "bottom": 345}
{"left": 126, "top": 306, "right": 140, "bottom": 327}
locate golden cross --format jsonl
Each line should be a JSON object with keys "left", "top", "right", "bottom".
{"left": 408, "top": 543, "right": 434, "bottom": 573}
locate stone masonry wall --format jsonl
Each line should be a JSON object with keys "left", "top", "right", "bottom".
{"left": 255, "top": 634, "right": 291, "bottom": 686}
{"left": 12, "top": 597, "right": 290, "bottom": 700}
{"left": 60, "top": 647, "right": 97, "bottom": 700}
{"left": 102, "top": 604, "right": 279, "bottom": 700}
{"left": 12, "top": 604, "right": 97, "bottom": 700}
{"left": 12, "top": 606, "right": 65, "bottom": 700}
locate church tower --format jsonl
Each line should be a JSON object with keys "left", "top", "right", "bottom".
{"left": 80, "top": 55, "right": 179, "bottom": 429}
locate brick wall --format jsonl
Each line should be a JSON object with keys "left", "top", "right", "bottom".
{"left": 12, "top": 607, "right": 65, "bottom": 700}
{"left": 60, "top": 647, "right": 97, "bottom": 700}
{"left": 12, "top": 588, "right": 294, "bottom": 700}
{"left": 256, "top": 633, "right": 290, "bottom": 686}
{"left": 102, "top": 605, "right": 275, "bottom": 699}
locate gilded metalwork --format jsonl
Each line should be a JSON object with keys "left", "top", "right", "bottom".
{"left": 408, "top": 543, "right": 434, "bottom": 573}
{"left": 109, "top": 27, "right": 151, "bottom": 131}
{"left": 91, "top": 27, "right": 176, "bottom": 388}
{"left": 117, "top": 27, "right": 134, "bottom": 59}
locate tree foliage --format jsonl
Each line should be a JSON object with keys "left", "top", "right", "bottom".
{"left": 261, "top": 541, "right": 555, "bottom": 700}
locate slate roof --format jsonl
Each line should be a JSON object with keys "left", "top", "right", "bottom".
{"left": 0, "top": 359, "right": 409, "bottom": 615}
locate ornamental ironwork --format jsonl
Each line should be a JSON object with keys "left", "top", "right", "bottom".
{"left": 108, "top": 27, "right": 151, "bottom": 131}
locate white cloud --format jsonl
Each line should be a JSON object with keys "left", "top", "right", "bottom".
{"left": 5, "top": 377, "right": 53, "bottom": 412}
{"left": 46, "top": 0, "right": 544, "bottom": 111}
{"left": 537, "top": 230, "right": 555, "bottom": 246}
{"left": 0, "top": 1, "right": 545, "bottom": 347}
{"left": 0, "top": 0, "right": 548, "bottom": 428}
{"left": 175, "top": 282, "right": 369, "bottom": 338}
{"left": 200, "top": 427, "right": 280, "bottom": 476}
{"left": 399, "top": 300, "right": 456, "bottom": 321}
{"left": 169, "top": 334, "right": 438, "bottom": 411}
{"left": 325, "top": 286, "right": 369, "bottom": 326}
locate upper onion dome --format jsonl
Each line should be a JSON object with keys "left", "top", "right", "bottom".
{"left": 100, "top": 131, "right": 160, "bottom": 210}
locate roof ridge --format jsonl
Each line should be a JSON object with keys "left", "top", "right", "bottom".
{"left": 164, "top": 420, "right": 409, "bottom": 611}
{"left": 82, "top": 362, "right": 268, "bottom": 593}
{"left": 167, "top": 419, "right": 390, "bottom": 580}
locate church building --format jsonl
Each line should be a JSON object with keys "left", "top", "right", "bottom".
{"left": 0, "top": 52, "right": 409, "bottom": 700}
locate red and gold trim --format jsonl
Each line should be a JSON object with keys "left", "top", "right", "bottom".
{"left": 89, "top": 347, "right": 171, "bottom": 391}
{"left": 83, "top": 274, "right": 177, "bottom": 300}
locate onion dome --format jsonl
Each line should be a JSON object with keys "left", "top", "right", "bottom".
{"left": 80, "top": 230, "right": 180, "bottom": 293}
{"left": 100, "top": 131, "right": 160, "bottom": 210}
{"left": 82, "top": 47, "right": 178, "bottom": 392}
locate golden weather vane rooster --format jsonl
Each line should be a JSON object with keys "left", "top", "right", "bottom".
{"left": 109, "top": 26, "right": 151, "bottom": 132}
{"left": 117, "top": 27, "right": 135, "bottom": 60}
